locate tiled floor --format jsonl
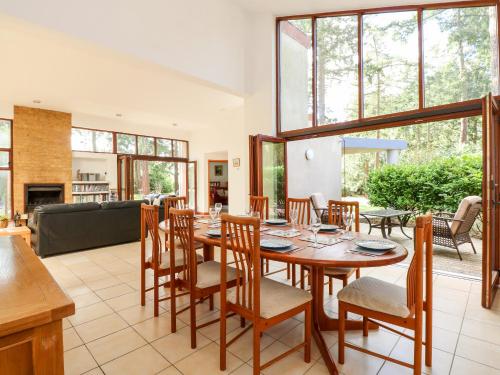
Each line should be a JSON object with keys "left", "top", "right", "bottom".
{"left": 41, "top": 241, "right": 500, "bottom": 375}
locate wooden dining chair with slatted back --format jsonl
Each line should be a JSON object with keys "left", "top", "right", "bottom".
{"left": 164, "top": 196, "right": 187, "bottom": 245}
{"left": 219, "top": 214, "right": 312, "bottom": 375}
{"left": 299, "top": 200, "right": 361, "bottom": 294}
{"left": 249, "top": 195, "right": 272, "bottom": 275}
{"left": 141, "top": 203, "right": 194, "bottom": 317}
{"left": 286, "top": 197, "right": 311, "bottom": 286}
{"left": 169, "top": 208, "right": 239, "bottom": 349}
{"left": 338, "top": 214, "right": 433, "bottom": 374}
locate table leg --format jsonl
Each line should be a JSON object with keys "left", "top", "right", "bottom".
{"left": 362, "top": 215, "right": 373, "bottom": 235}
{"left": 387, "top": 217, "right": 392, "bottom": 236}
{"left": 203, "top": 244, "right": 214, "bottom": 262}
{"left": 380, "top": 218, "right": 388, "bottom": 239}
{"left": 398, "top": 216, "right": 413, "bottom": 239}
{"left": 310, "top": 266, "right": 378, "bottom": 374}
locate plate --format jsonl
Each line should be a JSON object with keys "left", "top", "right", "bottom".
{"left": 206, "top": 229, "right": 222, "bottom": 237}
{"left": 319, "top": 224, "right": 339, "bottom": 232}
{"left": 260, "top": 239, "right": 293, "bottom": 250}
{"left": 354, "top": 240, "right": 396, "bottom": 251}
{"left": 265, "top": 219, "right": 288, "bottom": 226}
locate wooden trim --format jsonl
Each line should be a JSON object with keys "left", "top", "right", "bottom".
{"left": 207, "top": 160, "right": 228, "bottom": 208}
{"left": 276, "top": 1, "right": 498, "bottom": 139}
{"left": 312, "top": 17, "right": 317, "bottom": 127}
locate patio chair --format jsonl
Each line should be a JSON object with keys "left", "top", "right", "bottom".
{"left": 432, "top": 196, "right": 481, "bottom": 261}
{"left": 310, "top": 193, "right": 329, "bottom": 223}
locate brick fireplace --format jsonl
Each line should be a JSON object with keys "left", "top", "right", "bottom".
{"left": 24, "top": 184, "right": 65, "bottom": 213}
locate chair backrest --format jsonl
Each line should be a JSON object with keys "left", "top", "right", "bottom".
{"left": 250, "top": 196, "right": 269, "bottom": 219}
{"left": 406, "top": 214, "right": 432, "bottom": 314}
{"left": 451, "top": 196, "right": 482, "bottom": 235}
{"left": 168, "top": 208, "right": 196, "bottom": 287}
{"left": 164, "top": 196, "right": 187, "bottom": 218}
{"left": 220, "top": 213, "right": 261, "bottom": 319}
{"left": 141, "top": 203, "right": 163, "bottom": 267}
{"left": 286, "top": 197, "right": 311, "bottom": 225}
{"left": 328, "top": 200, "right": 360, "bottom": 232}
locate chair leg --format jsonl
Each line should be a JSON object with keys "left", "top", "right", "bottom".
{"left": 363, "top": 316, "right": 368, "bottom": 337}
{"left": 266, "top": 259, "right": 270, "bottom": 273}
{"left": 414, "top": 319, "right": 423, "bottom": 375}
{"left": 190, "top": 293, "right": 197, "bottom": 349}
{"left": 209, "top": 294, "right": 214, "bottom": 311}
{"left": 240, "top": 317, "right": 246, "bottom": 328}
{"left": 170, "top": 275, "right": 177, "bottom": 333}
{"left": 260, "top": 258, "right": 264, "bottom": 276}
{"left": 469, "top": 235, "right": 477, "bottom": 254}
{"left": 253, "top": 324, "right": 261, "bottom": 375}
{"left": 154, "top": 270, "right": 159, "bottom": 317}
{"left": 300, "top": 266, "right": 305, "bottom": 289}
{"left": 220, "top": 306, "right": 227, "bottom": 371}
{"left": 304, "top": 304, "right": 311, "bottom": 363}
{"left": 356, "top": 268, "right": 360, "bottom": 279}
{"left": 338, "top": 303, "right": 346, "bottom": 364}
{"left": 328, "top": 277, "right": 333, "bottom": 295}
{"left": 291, "top": 264, "right": 296, "bottom": 286}
{"left": 286, "top": 263, "right": 291, "bottom": 279}
{"left": 140, "top": 264, "right": 146, "bottom": 306}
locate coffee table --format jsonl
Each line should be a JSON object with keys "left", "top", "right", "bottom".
{"left": 360, "top": 209, "right": 413, "bottom": 239}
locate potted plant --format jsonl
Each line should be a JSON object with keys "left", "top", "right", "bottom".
{"left": 0, "top": 215, "right": 8, "bottom": 228}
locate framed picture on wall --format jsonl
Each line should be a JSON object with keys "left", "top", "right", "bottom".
{"left": 215, "top": 165, "right": 224, "bottom": 176}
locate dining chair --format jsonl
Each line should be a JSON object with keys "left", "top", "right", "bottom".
{"left": 249, "top": 195, "right": 272, "bottom": 275}
{"left": 286, "top": 197, "right": 311, "bottom": 285}
{"left": 140, "top": 203, "right": 201, "bottom": 317}
{"left": 219, "top": 214, "right": 312, "bottom": 375}
{"left": 300, "top": 200, "right": 361, "bottom": 294}
{"left": 168, "top": 208, "right": 238, "bottom": 349}
{"left": 338, "top": 214, "right": 433, "bottom": 374}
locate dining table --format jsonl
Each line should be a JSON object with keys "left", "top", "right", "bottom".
{"left": 159, "top": 218, "right": 408, "bottom": 375}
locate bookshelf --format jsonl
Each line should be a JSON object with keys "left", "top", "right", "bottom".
{"left": 72, "top": 181, "right": 110, "bottom": 203}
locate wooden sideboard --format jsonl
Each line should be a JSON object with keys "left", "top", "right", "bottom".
{"left": 0, "top": 236, "right": 75, "bottom": 374}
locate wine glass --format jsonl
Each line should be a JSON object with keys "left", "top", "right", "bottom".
{"left": 310, "top": 216, "right": 322, "bottom": 248}
{"left": 341, "top": 210, "right": 354, "bottom": 240}
{"left": 209, "top": 207, "right": 217, "bottom": 226}
{"left": 214, "top": 202, "right": 222, "bottom": 219}
{"left": 289, "top": 208, "right": 298, "bottom": 233}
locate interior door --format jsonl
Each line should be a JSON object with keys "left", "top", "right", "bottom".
{"left": 482, "top": 93, "right": 500, "bottom": 308}
{"left": 249, "top": 135, "right": 288, "bottom": 219}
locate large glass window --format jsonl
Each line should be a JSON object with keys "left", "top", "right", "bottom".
{"left": 138, "top": 136, "right": 155, "bottom": 156}
{"left": 173, "top": 140, "right": 188, "bottom": 158}
{"left": 363, "top": 11, "right": 419, "bottom": 117}
{"left": 117, "top": 134, "right": 137, "bottom": 154}
{"left": 71, "top": 128, "right": 113, "bottom": 153}
{"left": 133, "top": 160, "right": 185, "bottom": 199}
{"left": 316, "top": 16, "right": 358, "bottom": 124}
{"left": 0, "top": 119, "right": 12, "bottom": 218}
{"left": 424, "top": 6, "right": 499, "bottom": 107}
{"left": 279, "top": 19, "right": 313, "bottom": 131}
{"left": 156, "top": 138, "right": 173, "bottom": 157}
{"left": 277, "top": 5, "right": 499, "bottom": 133}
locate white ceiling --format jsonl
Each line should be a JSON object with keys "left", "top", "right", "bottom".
{"left": 0, "top": 14, "right": 243, "bottom": 131}
{"left": 233, "top": 0, "right": 464, "bottom": 15}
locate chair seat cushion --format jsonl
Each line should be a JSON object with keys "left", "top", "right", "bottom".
{"left": 324, "top": 267, "right": 356, "bottom": 277}
{"left": 228, "top": 277, "right": 312, "bottom": 319}
{"left": 148, "top": 251, "right": 203, "bottom": 270}
{"left": 337, "top": 276, "right": 410, "bottom": 318}
{"left": 190, "top": 261, "right": 238, "bottom": 289}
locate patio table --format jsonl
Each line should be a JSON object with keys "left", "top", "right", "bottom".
{"left": 360, "top": 209, "right": 413, "bottom": 239}
{"left": 159, "top": 219, "right": 408, "bottom": 375}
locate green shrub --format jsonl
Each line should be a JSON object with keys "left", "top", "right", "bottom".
{"left": 366, "top": 154, "right": 482, "bottom": 213}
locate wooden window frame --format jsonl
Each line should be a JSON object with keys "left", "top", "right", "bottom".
{"left": 276, "top": 0, "right": 500, "bottom": 139}
{"left": 71, "top": 126, "right": 189, "bottom": 159}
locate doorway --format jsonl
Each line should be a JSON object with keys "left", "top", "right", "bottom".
{"left": 208, "top": 160, "right": 229, "bottom": 212}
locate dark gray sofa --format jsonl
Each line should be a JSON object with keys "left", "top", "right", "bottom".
{"left": 29, "top": 200, "right": 150, "bottom": 258}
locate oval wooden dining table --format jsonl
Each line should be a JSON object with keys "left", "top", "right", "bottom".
{"left": 159, "top": 219, "right": 408, "bottom": 375}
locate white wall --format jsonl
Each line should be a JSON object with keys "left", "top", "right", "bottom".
{"left": 287, "top": 137, "right": 343, "bottom": 206}
{"left": 72, "top": 152, "right": 118, "bottom": 189}
{"left": 0, "top": 0, "right": 246, "bottom": 94}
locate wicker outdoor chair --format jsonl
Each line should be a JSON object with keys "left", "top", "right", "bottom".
{"left": 432, "top": 196, "right": 482, "bottom": 261}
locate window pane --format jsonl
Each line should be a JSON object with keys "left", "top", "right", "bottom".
{"left": 317, "top": 16, "right": 358, "bottom": 124}
{"left": 0, "top": 120, "right": 11, "bottom": 148}
{"left": 138, "top": 136, "right": 155, "bottom": 155}
{"left": 363, "top": 11, "right": 419, "bottom": 117}
{"left": 117, "top": 134, "right": 136, "bottom": 154}
{"left": 0, "top": 152, "right": 9, "bottom": 168}
{"left": 173, "top": 140, "right": 188, "bottom": 158}
{"left": 424, "top": 6, "right": 499, "bottom": 107}
{"left": 133, "top": 160, "right": 184, "bottom": 199}
{"left": 279, "top": 19, "right": 313, "bottom": 131}
{"left": 262, "top": 141, "right": 286, "bottom": 219}
{"left": 156, "top": 138, "right": 172, "bottom": 157}
{"left": 0, "top": 170, "right": 11, "bottom": 217}
{"left": 71, "top": 128, "right": 112, "bottom": 152}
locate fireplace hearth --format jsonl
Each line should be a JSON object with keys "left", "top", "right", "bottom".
{"left": 24, "top": 184, "right": 64, "bottom": 213}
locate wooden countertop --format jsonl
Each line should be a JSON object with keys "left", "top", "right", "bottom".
{"left": 0, "top": 236, "right": 74, "bottom": 337}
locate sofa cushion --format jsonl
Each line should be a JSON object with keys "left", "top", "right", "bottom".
{"left": 34, "top": 202, "right": 101, "bottom": 214}
{"left": 100, "top": 200, "right": 147, "bottom": 210}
